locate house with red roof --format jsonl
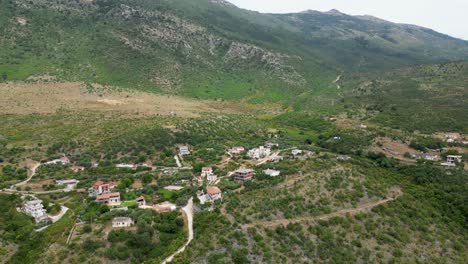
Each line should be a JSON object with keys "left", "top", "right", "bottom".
{"left": 198, "top": 186, "right": 222, "bottom": 204}
{"left": 136, "top": 196, "right": 146, "bottom": 206}
{"left": 89, "top": 180, "right": 116, "bottom": 197}
{"left": 96, "top": 192, "right": 121, "bottom": 205}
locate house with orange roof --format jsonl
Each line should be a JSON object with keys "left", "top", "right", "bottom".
{"left": 89, "top": 180, "right": 116, "bottom": 197}
{"left": 96, "top": 192, "right": 121, "bottom": 205}
{"left": 198, "top": 186, "right": 222, "bottom": 204}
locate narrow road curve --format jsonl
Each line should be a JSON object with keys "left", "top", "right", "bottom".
{"left": 161, "top": 197, "right": 194, "bottom": 264}
{"left": 242, "top": 195, "right": 400, "bottom": 229}
{"left": 13, "top": 161, "right": 41, "bottom": 187}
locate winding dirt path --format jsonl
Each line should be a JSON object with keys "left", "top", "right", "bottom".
{"left": 242, "top": 194, "right": 401, "bottom": 229}
{"left": 161, "top": 197, "right": 194, "bottom": 264}
{"left": 13, "top": 161, "right": 41, "bottom": 187}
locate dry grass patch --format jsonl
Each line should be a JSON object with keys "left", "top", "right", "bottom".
{"left": 0, "top": 82, "right": 248, "bottom": 117}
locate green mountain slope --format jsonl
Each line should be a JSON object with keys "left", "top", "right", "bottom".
{"left": 346, "top": 61, "right": 468, "bottom": 133}
{"left": 1, "top": 0, "right": 467, "bottom": 104}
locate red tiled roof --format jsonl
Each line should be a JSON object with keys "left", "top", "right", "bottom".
{"left": 93, "top": 180, "right": 104, "bottom": 187}
{"left": 202, "top": 167, "right": 212, "bottom": 171}
{"left": 70, "top": 165, "right": 84, "bottom": 170}
{"left": 96, "top": 192, "right": 120, "bottom": 200}
{"left": 206, "top": 186, "right": 221, "bottom": 195}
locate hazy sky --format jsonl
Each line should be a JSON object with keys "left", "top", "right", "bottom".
{"left": 227, "top": 0, "right": 468, "bottom": 40}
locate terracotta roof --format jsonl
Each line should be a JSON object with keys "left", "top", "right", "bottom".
{"left": 70, "top": 165, "right": 84, "bottom": 170}
{"left": 93, "top": 180, "right": 104, "bottom": 187}
{"left": 96, "top": 192, "right": 120, "bottom": 200}
{"left": 202, "top": 167, "right": 212, "bottom": 171}
{"left": 206, "top": 186, "right": 221, "bottom": 195}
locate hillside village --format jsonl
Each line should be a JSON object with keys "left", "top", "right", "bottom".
{"left": 1, "top": 121, "right": 466, "bottom": 263}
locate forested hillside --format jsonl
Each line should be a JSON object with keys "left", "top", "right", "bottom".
{"left": 1, "top": 0, "right": 468, "bottom": 105}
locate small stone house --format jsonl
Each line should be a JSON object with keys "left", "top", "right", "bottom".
{"left": 112, "top": 217, "right": 134, "bottom": 228}
{"left": 136, "top": 196, "right": 146, "bottom": 206}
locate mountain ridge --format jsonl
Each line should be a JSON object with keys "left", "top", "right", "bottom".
{"left": 0, "top": 0, "right": 467, "bottom": 106}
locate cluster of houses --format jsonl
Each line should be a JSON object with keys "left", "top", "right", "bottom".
{"left": 248, "top": 146, "right": 271, "bottom": 160}
{"left": 201, "top": 167, "right": 217, "bottom": 182}
{"left": 442, "top": 133, "right": 468, "bottom": 144}
{"left": 242, "top": 143, "right": 280, "bottom": 160}
{"left": 89, "top": 181, "right": 121, "bottom": 205}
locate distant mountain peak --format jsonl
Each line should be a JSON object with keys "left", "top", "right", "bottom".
{"left": 325, "top": 9, "right": 345, "bottom": 15}
{"left": 209, "top": 0, "right": 236, "bottom": 7}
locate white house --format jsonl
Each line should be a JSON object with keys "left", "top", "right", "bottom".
{"left": 207, "top": 174, "right": 217, "bottom": 181}
{"left": 201, "top": 167, "right": 213, "bottom": 177}
{"left": 56, "top": 179, "right": 79, "bottom": 191}
{"left": 230, "top": 146, "right": 245, "bottom": 154}
{"left": 423, "top": 155, "right": 439, "bottom": 161}
{"left": 112, "top": 217, "right": 134, "bottom": 228}
{"left": 116, "top": 163, "right": 136, "bottom": 169}
{"left": 441, "top": 155, "right": 463, "bottom": 166}
{"left": 265, "top": 142, "right": 279, "bottom": 148}
{"left": 22, "top": 198, "right": 49, "bottom": 222}
{"left": 291, "top": 149, "right": 303, "bottom": 156}
{"left": 263, "top": 169, "right": 280, "bottom": 177}
{"left": 179, "top": 146, "right": 190, "bottom": 156}
{"left": 248, "top": 146, "right": 271, "bottom": 160}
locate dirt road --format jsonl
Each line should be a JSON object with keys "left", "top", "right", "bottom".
{"left": 13, "top": 161, "right": 41, "bottom": 187}
{"left": 161, "top": 197, "right": 194, "bottom": 264}
{"left": 242, "top": 195, "right": 400, "bottom": 229}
